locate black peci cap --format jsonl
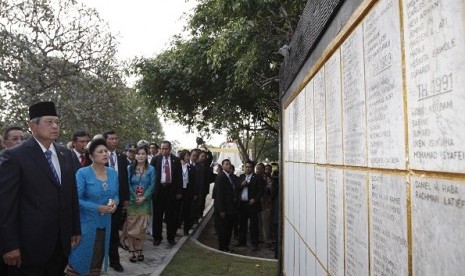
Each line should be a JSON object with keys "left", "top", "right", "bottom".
{"left": 28, "top": 101, "right": 58, "bottom": 120}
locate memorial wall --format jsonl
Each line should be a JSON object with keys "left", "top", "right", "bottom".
{"left": 282, "top": 0, "right": 465, "bottom": 275}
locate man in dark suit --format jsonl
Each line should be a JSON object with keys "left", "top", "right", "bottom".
{"left": 0, "top": 101, "right": 81, "bottom": 276}
{"left": 213, "top": 159, "right": 238, "bottom": 252}
{"left": 150, "top": 140, "right": 183, "bottom": 246}
{"left": 195, "top": 150, "right": 214, "bottom": 220}
{"left": 70, "top": 130, "right": 91, "bottom": 169}
{"left": 237, "top": 160, "right": 264, "bottom": 251}
{"left": 103, "top": 130, "right": 129, "bottom": 272}
{"left": 178, "top": 149, "right": 197, "bottom": 235}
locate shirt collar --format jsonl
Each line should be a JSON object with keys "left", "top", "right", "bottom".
{"left": 34, "top": 137, "right": 57, "bottom": 154}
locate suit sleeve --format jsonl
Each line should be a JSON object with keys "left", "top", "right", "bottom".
{"left": 190, "top": 166, "right": 198, "bottom": 196}
{"left": 69, "top": 151, "right": 81, "bottom": 236}
{"left": 255, "top": 177, "right": 264, "bottom": 203}
{"left": 70, "top": 151, "right": 81, "bottom": 172}
{"left": 174, "top": 157, "right": 183, "bottom": 195}
{"left": 214, "top": 174, "right": 225, "bottom": 213}
{"left": 119, "top": 155, "right": 129, "bottom": 202}
{"left": 0, "top": 151, "right": 21, "bottom": 254}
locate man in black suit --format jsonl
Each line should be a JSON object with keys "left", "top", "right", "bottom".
{"left": 195, "top": 150, "right": 214, "bottom": 220}
{"left": 0, "top": 101, "right": 81, "bottom": 276}
{"left": 103, "top": 130, "right": 129, "bottom": 272}
{"left": 150, "top": 140, "right": 183, "bottom": 245}
{"left": 213, "top": 159, "right": 238, "bottom": 252}
{"left": 237, "top": 160, "right": 264, "bottom": 251}
{"left": 178, "top": 150, "right": 197, "bottom": 235}
{"left": 70, "top": 130, "right": 91, "bottom": 169}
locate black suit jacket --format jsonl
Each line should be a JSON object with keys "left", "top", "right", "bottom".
{"left": 0, "top": 138, "right": 81, "bottom": 265}
{"left": 106, "top": 150, "right": 129, "bottom": 202}
{"left": 150, "top": 154, "right": 183, "bottom": 197}
{"left": 214, "top": 172, "right": 238, "bottom": 215}
{"left": 70, "top": 149, "right": 91, "bottom": 171}
{"left": 185, "top": 163, "right": 198, "bottom": 197}
{"left": 195, "top": 162, "right": 214, "bottom": 196}
{"left": 238, "top": 173, "right": 264, "bottom": 211}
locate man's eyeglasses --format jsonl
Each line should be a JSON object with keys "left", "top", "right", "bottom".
{"left": 8, "top": 137, "right": 25, "bottom": 142}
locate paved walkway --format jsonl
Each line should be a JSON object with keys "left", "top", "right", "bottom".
{"left": 103, "top": 192, "right": 214, "bottom": 276}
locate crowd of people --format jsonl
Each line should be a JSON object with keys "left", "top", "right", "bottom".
{"left": 0, "top": 101, "right": 279, "bottom": 276}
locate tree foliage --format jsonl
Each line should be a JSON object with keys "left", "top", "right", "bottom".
{"left": 0, "top": 0, "right": 164, "bottom": 144}
{"left": 136, "top": 0, "right": 305, "bottom": 161}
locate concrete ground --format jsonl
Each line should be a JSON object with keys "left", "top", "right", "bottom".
{"left": 103, "top": 184, "right": 277, "bottom": 275}
{"left": 103, "top": 191, "right": 215, "bottom": 276}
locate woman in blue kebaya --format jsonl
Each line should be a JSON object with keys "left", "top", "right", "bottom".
{"left": 125, "top": 145, "right": 156, "bottom": 263}
{"left": 66, "top": 138, "right": 119, "bottom": 275}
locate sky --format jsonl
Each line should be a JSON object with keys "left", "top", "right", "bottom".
{"left": 79, "top": 0, "right": 227, "bottom": 148}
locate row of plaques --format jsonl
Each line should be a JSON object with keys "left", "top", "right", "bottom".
{"left": 284, "top": 163, "right": 465, "bottom": 276}
{"left": 283, "top": 0, "right": 465, "bottom": 173}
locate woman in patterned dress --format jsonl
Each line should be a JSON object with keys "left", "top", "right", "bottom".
{"left": 126, "top": 145, "right": 156, "bottom": 262}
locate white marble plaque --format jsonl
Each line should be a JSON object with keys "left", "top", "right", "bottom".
{"left": 307, "top": 248, "right": 317, "bottom": 276}
{"left": 298, "top": 92, "right": 306, "bottom": 162}
{"left": 364, "top": 0, "right": 406, "bottom": 169}
{"left": 403, "top": 0, "right": 465, "bottom": 172}
{"left": 314, "top": 69, "right": 327, "bottom": 164}
{"left": 305, "top": 80, "right": 315, "bottom": 163}
{"left": 294, "top": 96, "right": 302, "bottom": 162}
{"left": 287, "top": 163, "right": 294, "bottom": 223}
{"left": 306, "top": 164, "right": 316, "bottom": 250}
{"left": 344, "top": 170, "right": 369, "bottom": 276}
{"left": 284, "top": 162, "right": 289, "bottom": 219}
{"left": 288, "top": 101, "right": 295, "bottom": 162}
{"left": 315, "top": 166, "right": 328, "bottom": 267}
{"left": 294, "top": 236, "right": 300, "bottom": 275}
{"left": 412, "top": 177, "right": 465, "bottom": 275}
{"left": 316, "top": 262, "right": 328, "bottom": 276}
{"left": 342, "top": 25, "right": 367, "bottom": 166}
{"left": 369, "top": 173, "right": 408, "bottom": 276}
{"left": 284, "top": 107, "right": 289, "bottom": 161}
{"left": 328, "top": 168, "right": 344, "bottom": 276}
{"left": 325, "top": 49, "right": 343, "bottom": 165}
{"left": 299, "top": 240, "right": 306, "bottom": 276}
{"left": 298, "top": 164, "right": 306, "bottom": 231}
{"left": 301, "top": 92, "right": 307, "bottom": 162}
{"left": 284, "top": 220, "right": 292, "bottom": 274}
{"left": 293, "top": 164, "right": 299, "bottom": 226}
{"left": 288, "top": 229, "right": 295, "bottom": 276}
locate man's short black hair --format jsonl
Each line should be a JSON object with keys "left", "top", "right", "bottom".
{"left": 222, "top": 159, "right": 231, "bottom": 165}
{"left": 3, "top": 126, "right": 22, "bottom": 140}
{"left": 149, "top": 143, "right": 159, "bottom": 149}
{"left": 103, "top": 130, "right": 116, "bottom": 140}
{"left": 245, "top": 160, "right": 255, "bottom": 167}
{"left": 160, "top": 140, "right": 172, "bottom": 148}
{"left": 72, "top": 130, "right": 90, "bottom": 141}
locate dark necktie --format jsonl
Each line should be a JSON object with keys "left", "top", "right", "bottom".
{"left": 80, "top": 154, "right": 86, "bottom": 167}
{"left": 45, "top": 150, "right": 60, "bottom": 185}
{"left": 164, "top": 157, "right": 171, "bottom": 183}
{"left": 227, "top": 174, "right": 234, "bottom": 190}
{"left": 109, "top": 152, "right": 115, "bottom": 168}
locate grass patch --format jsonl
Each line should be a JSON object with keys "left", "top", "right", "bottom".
{"left": 161, "top": 240, "right": 278, "bottom": 276}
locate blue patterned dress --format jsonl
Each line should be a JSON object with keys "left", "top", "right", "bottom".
{"left": 68, "top": 166, "right": 119, "bottom": 275}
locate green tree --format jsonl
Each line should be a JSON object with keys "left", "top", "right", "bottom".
{"left": 136, "top": 0, "right": 305, "bottom": 161}
{"left": 0, "top": 0, "right": 164, "bottom": 144}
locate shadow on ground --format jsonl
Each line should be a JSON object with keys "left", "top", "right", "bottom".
{"left": 197, "top": 215, "right": 277, "bottom": 259}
